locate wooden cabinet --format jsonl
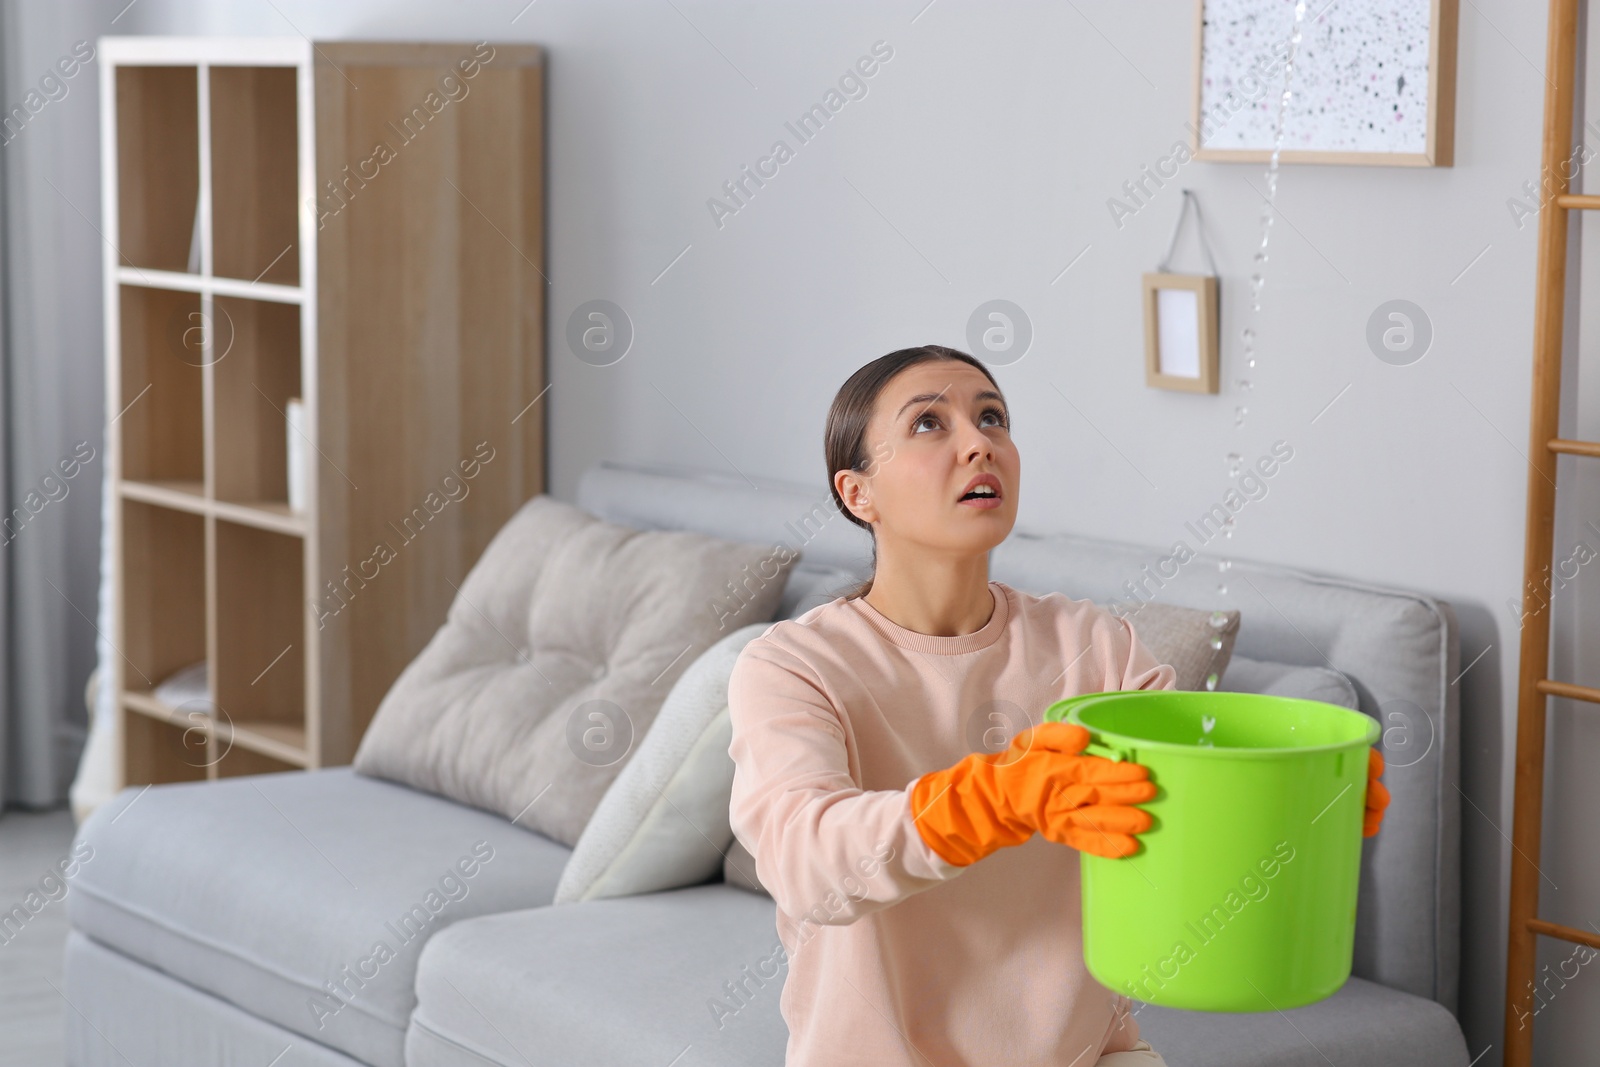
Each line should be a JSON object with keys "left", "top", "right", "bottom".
{"left": 101, "top": 38, "right": 546, "bottom": 785}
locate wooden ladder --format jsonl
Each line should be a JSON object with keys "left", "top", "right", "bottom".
{"left": 1506, "top": 1, "right": 1600, "bottom": 1062}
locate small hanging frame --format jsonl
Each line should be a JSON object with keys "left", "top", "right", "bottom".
{"left": 1143, "top": 189, "right": 1220, "bottom": 395}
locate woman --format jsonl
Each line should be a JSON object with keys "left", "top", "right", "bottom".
{"left": 726, "top": 345, "right": 1388, "bottom": 1067}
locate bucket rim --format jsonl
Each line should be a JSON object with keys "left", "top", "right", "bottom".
{"left": 1047, "top": 691, "right": 1381, "bottom": 760}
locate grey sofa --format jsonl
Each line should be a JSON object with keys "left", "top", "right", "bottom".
{"left": 63, "top": 459, "right": 1470, "bottom": 1066}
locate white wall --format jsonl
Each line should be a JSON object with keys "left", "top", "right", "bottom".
{"left": 19, "top": 0, "right": 1598, "bottom": 1059}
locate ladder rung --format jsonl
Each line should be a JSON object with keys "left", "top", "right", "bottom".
{"left": 1555, "top": 194, "right": 1600, "bottom": 210}
{"left": 1537, "top": 679, "right": 1600, "bottom": 704}
{"left": 1527, "top": 918, "right": 1600, "bottom": 951}
{"left": 1549, "top": 438, "right": 1600, "bottom": 457}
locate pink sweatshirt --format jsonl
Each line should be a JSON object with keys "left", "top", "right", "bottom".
{"left": 727, "top": 579, "right": 1178, "bottom": 1067}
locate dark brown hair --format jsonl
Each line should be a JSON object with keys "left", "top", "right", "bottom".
{"left": 824, "top": 345, "right": 1003, "bottom": 600}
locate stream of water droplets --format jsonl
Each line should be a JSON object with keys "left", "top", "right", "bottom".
{"left": 1206, "top": 0, "right": 1310, "bottom": 691}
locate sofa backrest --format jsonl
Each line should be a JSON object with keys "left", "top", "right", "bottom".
{"left": 575, "top": 459, "right": 1461, "bottom": 1014}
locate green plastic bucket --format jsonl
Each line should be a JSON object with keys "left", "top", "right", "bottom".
{"left": 1042, "top": 690, "right": 1380, "bottom": 1012}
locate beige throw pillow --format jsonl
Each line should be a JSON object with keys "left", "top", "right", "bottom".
{"left": 1114, "top": 602, "right": 1241, "bottom": 692}
{"left": 353, "top": 494, "right": 794, "bottom": 847}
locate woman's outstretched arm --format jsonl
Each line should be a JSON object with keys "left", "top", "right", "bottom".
{"left": 727, "top": 636, "right": 964, "bottom": 928}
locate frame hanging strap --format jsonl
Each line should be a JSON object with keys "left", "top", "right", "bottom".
{"left": 1157, "top": 189, "right": 1220, "bottom": 276}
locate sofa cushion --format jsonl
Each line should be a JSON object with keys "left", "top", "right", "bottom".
{"left": 64, "top": 931, "right": 367, "bottom": 1067}
{"left": 1132, "top": 978, "right": 1470, "bottom": 1065}
{"left": 67, "top": 768, "right": 571, "bottom": 1067}
{"left": 406, "top": 882, "right": 1465, "bottom": 1067}
{"left": 554, "top": 622, "right": 770, "bottom": 904}
{"left": 407, "top": 884, "right": 788, "bottom": 1067}
{"left": 353, "top": 493, "right": 794, "bottom": 847}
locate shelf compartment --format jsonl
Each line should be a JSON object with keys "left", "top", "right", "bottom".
{"left": 211, "top": 742, "right": 302, "bottom": 779}
{"left": 210, "top": 66, "right": 300, "bottom": 286}
{"left": 115, "top": 66, "right": 200, "bottom": 274}
{"left": 211, "top": 497, "right": 306, "bottom": 537}
{"left": 215, "top": 719, "right": 309, "bottom": 767}
{"left": 119, "top": 500, "right": 205, "bottom": 692}
{"left": 121, "top": 706, "right": 209, "bottom": 784}
{"left": 213, "top": 519, "right": 305, "bottom": 736}
{"left": 123, "top": 686, "right": 199, "bottom": 725}
{"left": 118, "top": 286, "right": 205, "bottom": 485}
{"left": 213, "top": 296, "right": 303, "bottom": 511}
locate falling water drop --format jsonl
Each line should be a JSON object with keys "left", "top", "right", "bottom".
{"left": 1204, "top": 672, "right": 1220, "bottom": 692}
{"left": 1208, "top": 610, "right": 1230, "bottom": 629}
{"left": 1210, "top": 634, "right": 1224, "bottom": 651}
{"left": 1234, "top": 405, "right": 1249, "bottom": 426}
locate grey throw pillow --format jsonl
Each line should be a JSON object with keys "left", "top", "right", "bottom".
{"left": 1219, "top": 654, "right": 1360, "bottom": 709}
{"left": 353, "top": 494, "right": 795, "bottom": 847}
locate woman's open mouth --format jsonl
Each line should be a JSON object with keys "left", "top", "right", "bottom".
{"left": 958, "top": 475, "right": 1003, "bottom": 509}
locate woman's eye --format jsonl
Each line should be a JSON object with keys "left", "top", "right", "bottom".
{"left": 913, "top": 410, "right": 1008, "bottom": 433}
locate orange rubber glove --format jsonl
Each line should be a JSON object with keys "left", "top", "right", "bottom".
{"left": 1364, "top": 747, "right": 1390, "bottom": 838}
{"left": 910, "top": 721, "right": 1158, "bottom": 865}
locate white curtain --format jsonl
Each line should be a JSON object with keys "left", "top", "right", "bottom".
{"left": 0, "top": 0, "right": 118, "bottom": 814}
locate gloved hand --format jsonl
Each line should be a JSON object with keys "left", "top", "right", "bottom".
{"left": 910, "top": 721, "right": 1158, "bottom": 865}
{"left": 1364, "top": 747, "right": 1390, "bottom": 838}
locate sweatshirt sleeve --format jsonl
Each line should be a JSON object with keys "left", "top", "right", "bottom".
{"left": 1110, "top": 612, "right": 1179, "bottom": 692}
{"left": 726, "top": 635, "right": 965, "bottom": 926}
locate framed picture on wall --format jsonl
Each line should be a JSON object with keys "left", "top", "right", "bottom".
{"left": 1143, "top": 272, "right": 1220, "bottom": 394}
{"left": 1191, "top": 0, "right": 1458, "bottom": 166}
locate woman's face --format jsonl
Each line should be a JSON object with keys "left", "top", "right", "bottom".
{"left": 837, "top": 360, "right": 1020, "bottom": 557}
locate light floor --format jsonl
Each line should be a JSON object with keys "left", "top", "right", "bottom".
{"left": 0, "top": 806, "right": 78, "bottom": 1067}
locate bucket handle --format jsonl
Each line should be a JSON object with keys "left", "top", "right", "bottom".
{"left": 1083, "top": 737, "right": 1133, "bottom": 763}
